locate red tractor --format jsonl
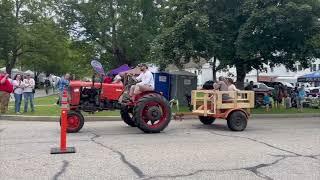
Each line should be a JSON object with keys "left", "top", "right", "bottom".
{"left": 62, "top": 61, "right": 171, "bottom": 133}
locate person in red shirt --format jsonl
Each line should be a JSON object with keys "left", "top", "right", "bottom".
{"left": 0, "top": 70, "right": 13, "bottom": 113}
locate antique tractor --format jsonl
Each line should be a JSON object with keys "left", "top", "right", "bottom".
{"left": 61, "top": 61, "right": 171, "bottom": 133}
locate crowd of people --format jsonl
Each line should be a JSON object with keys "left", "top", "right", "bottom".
{"left": 244, "top": 81, "right": 307, "bottom": 112}
{"left": 0, "top": 70, "right": 35, "bottom": 114}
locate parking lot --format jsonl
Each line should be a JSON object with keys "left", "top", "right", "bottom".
{"left": 1, "top": 117, "right": 320, "bottom": 180}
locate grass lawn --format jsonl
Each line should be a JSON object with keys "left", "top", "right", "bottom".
{"left": 252, "top": 107, "right": 320, "bottom": 114}
{"left": 6, "top": 95, "right": 320, "bottom": 116}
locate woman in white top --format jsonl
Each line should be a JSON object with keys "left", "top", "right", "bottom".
{"left": 226, "top": 78, "right": 238, "bottom": 91}
{"left": 12, "top": 74, "right": 24, "bottom": 114}
{"left": 23, "top": 74, "right": 35, "bottom": 112}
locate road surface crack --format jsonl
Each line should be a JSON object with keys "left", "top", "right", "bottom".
{"left": 206, "top": 131, "right": 302, "bottom": 156}
{"left": 242, "top": 156, "right": 286, "bottom": 180}
{"left": 89, "top": 131, "right": 145, "bottom": 178}
{"left": 52, "top": 160, "right": 69, "bottom": 180}
{"left": 143, "top": 156, "right": 285, "bottom": 180}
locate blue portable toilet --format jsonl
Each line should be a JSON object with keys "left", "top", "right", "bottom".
{"left": 153, "top": 72, "right": 171, "bottom": 100}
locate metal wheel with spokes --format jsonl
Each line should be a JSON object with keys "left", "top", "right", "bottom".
{"left": 133, "top": 93, "right": 171, "bottom": 133}
{"left": 60, "top": 110, "right": 84, "bottom": 133}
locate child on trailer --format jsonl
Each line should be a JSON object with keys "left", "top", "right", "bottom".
{"left": 263, "top": 92, "right": 271, "bottom": 112}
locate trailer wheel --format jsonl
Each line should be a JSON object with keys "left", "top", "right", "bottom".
{"left": 60, "top": 110, "right": 84, "bottom": 133}
{"left": 133, "top": 93, "right": 171, "bottom": 133}
{"left": 199, "top": 116, "right": 215, "bottom": 125}
{"left": 120, "top": 107, "right": 136, "bottom": 127}
{"left": 227, "top": 111, "right": 247, "bottom": 131}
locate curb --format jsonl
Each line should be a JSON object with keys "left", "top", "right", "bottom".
{"left": 1, "top": 113, "right": 319, "bottom": 122}
{"left": 0, "top": 115, "right": 121, "bottom": 122}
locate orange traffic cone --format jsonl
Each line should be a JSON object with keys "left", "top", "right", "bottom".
{"left": 51, "top": 89, "right": 76, "bottom": 154}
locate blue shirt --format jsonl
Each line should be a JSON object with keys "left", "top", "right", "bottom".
{"left": 263, "top": 95, "right": 270, "bottom": 104}
{"left": 57, "top": 77, "right": 69, "bottom": 92}
{"left": 298, "top": 88, "right": 306, "bottom": 98}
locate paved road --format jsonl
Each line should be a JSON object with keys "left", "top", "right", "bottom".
{"left": 1, "top": 117, "right": 320, "bottom": 180}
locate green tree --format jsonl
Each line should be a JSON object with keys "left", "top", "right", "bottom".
{"left": 0, "top": 0, "right": 93, "bottom": 77}
{"left": 56, "top": 0, "right": 162, "bottom": 69}
{"left": 150, "top": 0, "right": 226, "bottom": 80}
{"left": 208, "top": 0, "right": 320, "bottom": 89}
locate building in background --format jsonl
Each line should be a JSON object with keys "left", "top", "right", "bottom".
{"left": 184, "top": 59, "right": 320, "bottom": 87}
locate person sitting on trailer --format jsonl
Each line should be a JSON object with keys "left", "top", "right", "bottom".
{"left": 214, "top": 76, "right": 230, "bottom": 100}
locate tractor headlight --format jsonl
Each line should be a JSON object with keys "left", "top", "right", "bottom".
{"left": 74, "top": 88, "right": 80, "bottom": 92}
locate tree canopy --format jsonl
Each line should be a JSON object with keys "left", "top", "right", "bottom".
{"left": 0, "top": 0, "right": 320, "bottom": 84}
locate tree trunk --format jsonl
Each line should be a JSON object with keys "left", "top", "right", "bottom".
{"left": 236, "top": 62, "right": 247, "bottom": 90}
{"left": 212, "top": 57, "right": 217, "bottom": 82}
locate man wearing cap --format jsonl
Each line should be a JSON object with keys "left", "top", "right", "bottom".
{"left": 129, "top": 64, "right": 154, "bottom": 97}
{"left": 0, "top": 70, "right": 13, "bottom": 113}
{"left": 23, "top": 73, "right": 35, "bottom": 112}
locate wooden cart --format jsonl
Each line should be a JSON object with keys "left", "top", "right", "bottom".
{"left": 174, "top": 90, "right": 255, "bottom": 131}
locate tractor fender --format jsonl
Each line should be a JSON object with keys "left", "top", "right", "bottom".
{"left": 224, "top": 108, "right": 249, "bottom": 120}
{"left": 133, "top": 91, "right": 161, "bottom": 102}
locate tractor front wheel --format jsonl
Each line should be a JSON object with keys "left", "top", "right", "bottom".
{"left": 60, "top": 110, "right": 84, "bottom": 133}
{"left": 120, "top": 107, "right": 136, "bottom": 127}
{"left": 227, "top": 111, "right": 247, "bottom": 131}
{"left": 133, "top": 94, "right": 171, "bottom": 133}
{"left": 199, "top": 116, "right": 215, "bottom": 125}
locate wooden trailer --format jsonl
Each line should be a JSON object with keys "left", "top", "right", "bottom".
{"left": 174, "top": 90, "right": 255, "bottom": 131}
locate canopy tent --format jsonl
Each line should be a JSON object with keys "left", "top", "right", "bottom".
{"left": 108, "top": 64, "right": 131, "bottom": 76}
{"left": 119, "top": 67, "right": 141, "bottom": 76}
{"left": 298, "top": 71, "right": 320, "bottom": 82}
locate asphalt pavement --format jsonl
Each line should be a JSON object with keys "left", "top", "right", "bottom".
{"left": 1, "top": 117, "right": 320, "bottom": 180}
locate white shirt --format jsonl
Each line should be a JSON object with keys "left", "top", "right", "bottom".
{"left": 12, "top": 80, "right": 24, "bottom": 94}
{"left": 23, "top": 78, "right": 35, "bottom": 93}
{"left": 228, "top": 84, "right": 238, "bottom": 91}
{"left": 136, "top": 70, "right": 154, "bottom": 89}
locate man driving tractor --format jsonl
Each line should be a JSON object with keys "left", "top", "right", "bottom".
{"left": 128, "top": 63, "right": 154, "bottom": 97}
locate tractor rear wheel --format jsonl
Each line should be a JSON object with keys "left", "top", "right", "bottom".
{"left": 133, "top": 93, "right": 171, "bottom": 133}
{"left": 60, "top": 110, "right": 84, "bottom": 133}
{"left": 227, "top": 111, "right": 247, "bottom": 131}
{"left": 199, "top": 116, "right": 215, "bottom": 125}
{"left": 120, "top": 107, "right": 136, "bottom": 127}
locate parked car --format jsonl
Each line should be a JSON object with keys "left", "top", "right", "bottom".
{"left": 245, "top": 82, "right": 274, "bottom": 92}
{"left": 306, "top": 87, "right": 320, "bottom": 98}
{"left": 259, "top": 81, "right": 294, "bottom": 89}
{"left": 244, "top": 82, "right": 273, "bottom": 107}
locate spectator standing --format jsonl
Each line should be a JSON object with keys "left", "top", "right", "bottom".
{"left": 23, "top": 74, "right": 35, "bottom": 112}
{"left": 57, "top": 73, "right": 70, "bottom": 104}
{"left": 297, "top": 85, "right": 306, "bottom": 112}
{"left": 263, "top": 92, "right": 271, "bottom": 112}
{"left": 0, "top": 70, "right": 13, "bottom": 113}
{"left": 44, "top": 77, "right": 51, "bottom": 95}
{"left": 12, "top": 74, "right": 24, "bottom": 114}
{"left": 272, "top": 85, "right": 280, "bottom": 108}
